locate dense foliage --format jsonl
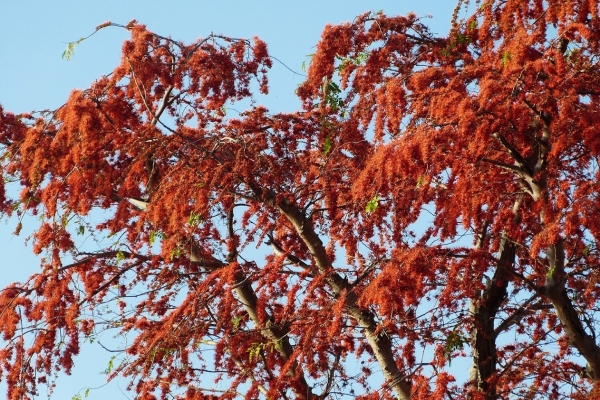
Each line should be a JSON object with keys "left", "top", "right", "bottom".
{"left": 2, "top": 1, "right": 600, "bottom": 399}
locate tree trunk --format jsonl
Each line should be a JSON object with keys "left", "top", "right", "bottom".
{"left": 544, "top": 240, "right": 600, "bottom": 380}
{"left": 469, "top": 235, "right": 513, "bottom": 399}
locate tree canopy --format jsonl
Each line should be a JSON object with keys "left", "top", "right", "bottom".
{"left": 2, "top": 1, "right": 600, "bottom": 399}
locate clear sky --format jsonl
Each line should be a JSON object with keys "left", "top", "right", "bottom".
{"left": 0, "top": 1, "right": 456, "bottom": 398}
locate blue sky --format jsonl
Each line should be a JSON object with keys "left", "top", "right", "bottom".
{"left": 0, "top": 1, "right": 456, "bottom": 398}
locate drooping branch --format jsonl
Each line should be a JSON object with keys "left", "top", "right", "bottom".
{"left": 257, "top": 188, "right": 413, "bottom": 400}
{"left": 223, "top": 202, "right": 314, "bottom": 398}
{"left": 230, "top": 266, "right": 315, "bottom": 398}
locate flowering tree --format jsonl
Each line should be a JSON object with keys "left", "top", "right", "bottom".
{"left": 2, "top": 1, "right": 600, "bottom": 399}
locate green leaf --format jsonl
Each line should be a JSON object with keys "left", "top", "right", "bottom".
{"left": 355, "top": 51, "right": 369, "bottom": 65}
{"left": 326, "top": 81, "right": 340, "bottom": 94}
{"left": 323, "top": 135, "right": 332, "bottom": 156}
{"left": 149, "top": 231, "right": 157, "bottom": 245}
{"left": 273, "top": 338, "right": 283, "bottom": 353}
{"left": 232, "top": 315, "right": 243, "bottom": 331}
{"left": 444, "top": 331, "right": 467, "bottom": 366}
{"left": 456, "top": 33, "right": 470, "bottom": 45}
{"left": 85, "top": 388, "right": 90, "bottom": 398}
{"left": 149, "top": 230, "right": 165, "bottom": 245}
{"left": 247, "top": 342, "right": 262, "bottom": 362}
{"left": 62, "top": 38, "right": 85, "bottom": 61}
{"left": 365, "top": 195, "right": 380, "bottom": 213}
{"left": 170, "top": 248, "right": 182, "bottom": 259}
{"left": 301, "top": 53, "right": 314, "bottom": 73}
{"left": 247, "top": 339, "right": 281, "bottom": 361}
{"left": 188, "top": 211, "right": 203, "bottom": 227}
{"left": 335, "top": 51, "right": 370, "bottom": 72}
{"left": 116, "top": 250, "right": 125, "bottom": 264}
{"left": 105, "top": 355, "right": 116, "bottom": 374}
{"left": 501, "top": 51, "right": 512, "bottom": 66}
{"left": 323, "top": 80, "right": 343, "bottom": 111}
{"left": 583, "top": 244, "right": 591, "bottom": 256}
{"left": 77, "top": 225, "right": 85, "bottom": 236}
{"left": 62, "top": 43, "right": 75, "bottom": 60}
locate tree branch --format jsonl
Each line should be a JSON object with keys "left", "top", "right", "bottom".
{"left": 494, "top": 296, "right": 550, "bottom": 337}
{"left": 255, "top": 186, "right": 413, "bottom": 400}
{"left": 491, "top": 132, "right": 533, "bottom": 176}
{"left": 223, "top": 201, "right": 314, "bottom": 398}
{"left": 544, "top": 239, "right": 600, "bottom": 380}
{"left": 470, "top": 234, "right": 513, "bottom": 399}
